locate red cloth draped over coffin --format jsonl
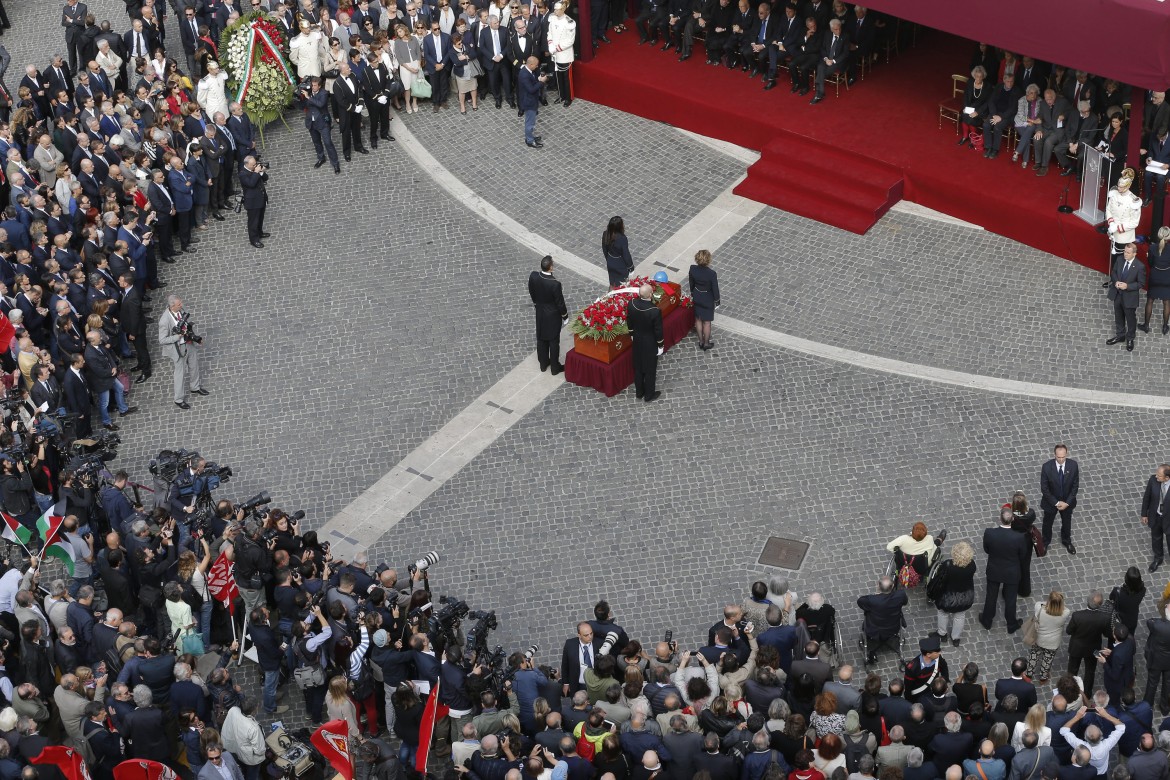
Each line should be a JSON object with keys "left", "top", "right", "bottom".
{"left": 564, "top": 306, "right": 695, "bottom": 397}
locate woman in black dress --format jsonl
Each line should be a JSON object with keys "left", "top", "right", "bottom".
{"left": 688, "top": 249, "right": 720, "bottom": 351}
{"left": 958, "top": 66, "right": 992, "bottom": 147}
{"left": 1108, "top": 566, "right": 1146, "bottom": 634}
{"left": 1103, "top": 112, "right": 1128, "bottom": 187}
{"left": 1007, "top": 491, "right": 1037, "bottom": 597}
{"left": 1141, "top": 226, "right": 1170, "bottom": 334}
{"left": 951, "top": 662, "right": 989, "bottom": 715}
{"left": 602, "top": 216, "right": 633, "bottom": 288}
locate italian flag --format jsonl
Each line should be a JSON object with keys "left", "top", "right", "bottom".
{"left": 36, "top": 502, "right": 73, "bottom": 576}
{"left": 0, "top": 512, "right": 30, "bottom": 549}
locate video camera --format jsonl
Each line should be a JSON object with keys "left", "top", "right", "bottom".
{"left": 171, "top": 311, "right": 203, "bottom": 344}
{"left": 463, "top": 609, "right": 498, "bottom": 665}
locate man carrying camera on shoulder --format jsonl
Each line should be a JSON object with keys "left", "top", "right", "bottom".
{"left": 233, "top": 521, "right": 274, "bottom": 618}
{"left": 157, "top": 294, "right": 209, "bottom": 411}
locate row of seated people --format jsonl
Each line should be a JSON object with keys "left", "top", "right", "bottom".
{"left": 956, "top": 44, "right": 1170, "bottom": 198}
{"left": 631, "top": 0, "right": 885, "bottom": 100}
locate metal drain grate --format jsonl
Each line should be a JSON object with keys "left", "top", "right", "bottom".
{"left": 757, "top": 537, "right": 810, "bottom": 569}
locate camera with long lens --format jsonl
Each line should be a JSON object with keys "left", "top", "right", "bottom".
{"left": 427, "top": 594, "right": 467, "bottom": 648}
{"left": 238, "top": 491, "right": 272, "bottom": 516}
{"left": 408, "top": 551, "right": 440, "bottom": 577}
{"left": 171, "top": 311, "right": 203, "bottom": 344}
{"left": 597, "top": 631, "right": 619, "bottom": 656}
{"left": 463, "top": 609, "right": 498, "bottom": 665}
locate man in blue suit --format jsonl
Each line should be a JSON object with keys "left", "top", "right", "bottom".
{"left": 517, "top": 56, "right": 546, "bottom": 148}
{"left": 227, "top": 103, "right": 257, "bottom": 168}
{"left": 166, "top": 156, "right": 195, "bottom": 253}
{"left": 422, "top": 21, "right": 451, "bottom": 110}
{"left": 303, "top": 78, "right": 340, "bottom": 174}
{"left": 762, "top": 2, "right": 800, "bottom": 91}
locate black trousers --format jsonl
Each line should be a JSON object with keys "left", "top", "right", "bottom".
{"left": 792, "top": 52, "right": 818, "bottom": 87}
{"left": 368, "top": 100, "right": 389, "bottom": 141}
{"left": 1041, "top": 505, "right": 1073, "bottom": 546}
{"left": 980, "top": 578, "right": 1019, "bottom": 630}
{"left": 155, "top": 218, "right": 175, "bottom": 261}
{"left": 1067, "top": 647, "right": 1099, "bottom": 693}
{"left": 1113, "top": 297, "right": 1137, "bottom": 340}
{"left": 554, "top": 63, "right": 572, "bottom": 103}
{"left": 429, "top": 69, "right": 450, "bottom": 105}
{"left": 1145, "top": 667, "right": 1170, "bottom": 713}
{"left": 339, "top": 110, "right": 364, "bottom": 157}
{"left": 814, "top": 58, "right": 845, "bottom": 98}
{"left": 209, "top": 173, "right": 226, "bottom": 213}
{"left": 221, "top": 150, "right": 237, "bottom": 199}
{"left": 175, "top": 209, "right": 192, "bottom": 248}
{"left": 1152, "top": 513, "right": 1170, "bottom": 562}
{"left": 635, "top": 6, "right": 666, "bottom": 40}
{"left": 704, "top": 31, "right": 729, "bottom": 60}
{"left": 983, "top": 117, "right": 1010, "bottom": 153}
{"left": 487, "top": 64, "right": 512, "bottom": 103}
{"left": 246, "top": 205, "right": 265, "bottom": 244}
{"left": 536, "top": 336, "right": 560, "bottom": 369}
{"left": 131, "top": 329, "right": 152, "bottom": 376}
{"left": 310, "top": 126, "right": 339, "bottom": 169}
{"left": 632, "top": 351, "right": 657, "bottom": 397}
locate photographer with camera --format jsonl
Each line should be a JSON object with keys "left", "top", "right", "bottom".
{"left": 99, "top": 471, "right": 135, "bottom": 534}
{"left": 509, "top": 647, "right": 551, "bottom": 734}
{"left": 0, "top": 455, "right": 37, "bottom": 536}
{"left": 301, "top": 76, "right": 340, "bottom": 174}
{"left": 233, "top": 521, "right": 274, "bottom": 618}
{"left": 157, "top": 295, "right": 208, "bottom": 411}
{"left": 518, "top": 55, "right": 548, "bottom": 148}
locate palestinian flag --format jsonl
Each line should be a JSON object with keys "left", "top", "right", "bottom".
{"left": 0, "top": 512, "right": 30, "bottom": 548}
{"left": 35, "top": 502, "right": 73, "bottom": 576}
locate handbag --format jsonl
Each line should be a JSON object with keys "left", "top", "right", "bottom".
{"left": 1030, "top": 525, "right": 1047, "bottom": 557}
{"left": 466, "top": 58, "right": 484, "bottom": 78}
{"left": 386, "top": 79, "right": 405, "bottom": 99}
{"left": 411, "top": 75, "right": 432, "bottom": 98}
{"left": 181, "top": 632, "right": 205, "bottom": 655}
{"left": 898, "top": 554, "right": 921, "bottom": 588}
{"left": 1021, "top": 616, "right": 1039, "bottom": 647}
{"left": 926, "top": 561, "right": 948, "bottom": 601}
{"left": 117, "top": 371, "right": 131, "bottom": 395}
{"left": 938, "top": 589, "right": 975, "bottom": 612}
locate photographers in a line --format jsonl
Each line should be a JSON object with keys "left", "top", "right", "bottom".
{"left": 238, "top": 156, "right": 271, "bottom": 249}
{"left": 158, "top": 294, "right": 209, "bottom": 411}
{"left": 520, "top": 56, "right": 548, "bottom": 148}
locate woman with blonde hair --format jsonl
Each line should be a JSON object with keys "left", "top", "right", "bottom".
{"left": 1026, "top": 590, "right": 1071, "bottom": 683}
{"left": 1011, "top": 703, "right": 1051, "bottom": 749}
{"left": 931, "top": 540, "right": 976, "bottom": 646}
{"left": 688, "top": 249, "right": 720, "bottom": 350}
{"left": 326, "top": 675, "right": 360, "bottom": 738}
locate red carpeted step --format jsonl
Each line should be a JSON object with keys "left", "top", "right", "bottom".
{"left": 733, "top": 173, "right": 883, "bottom": 234}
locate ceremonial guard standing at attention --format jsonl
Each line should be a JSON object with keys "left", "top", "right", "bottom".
{"left": 528, "top": 255, "right": 568, "bottom": 375}
{"left": 627, "top": 283, "right": 663, "bottom": 402}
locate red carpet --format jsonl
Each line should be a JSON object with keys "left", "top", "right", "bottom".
{"left": 575, "top": 29, "right": 1126, "bottom": 271}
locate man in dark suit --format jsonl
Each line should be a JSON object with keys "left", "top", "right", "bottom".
{"left": 724, "top": 0, "right": 755, "bottom": 70}
{"left": 929, "top": 712, "right": 975, "bottom": 774}
{"left": 303, "top": 78, "right": 339, "bottom": 174}
{"left": 29, "top": 365, "right": 61, "bottom": 412}
{"left": 480, "top": 15, "right": 512, "bottom": 108}
{"left": 980, "top": 508, "right": 1029, "bottom": 633}
{"left": 755, "top": 606, "right": 797, "bottom": 673}
{"left": 1065, "top": 591, "right": 1112, "bottom": 694}
{"left": 506, "top": 18, "right": 537, "bottom": 104}
{"left": 1107, "top": 242, "right": 1146, "bottom": 351}
{"left": 123, "top": 19, "right": 156, "bottom": 60}
{"left": 983, "top": 73, "right": 1023, "bottom": 160}
{"left": 518, "top": 56, "right": 545, "bottom": 148}
{"left": 741, "top": 3, "right": 772, "bottom": 80}
{"left": 1031, "top": 89, "right": 1072, "bottom": 176}
{"left": 360, "top": 53, "right": 394, "bottom": 149}
{"left": 62, "top": 0, "right": 89, "bottom": 71}
{"left": 227, "top": 103, "right": 257, "bottom": 166}
{"left": 560, "top": 621, "right": 603, "bottom": 697}
{"left": 331, "top": 61, "right": 367, "bottom": 161}
{"left": 422, "top": 21, "right": 451, "bottom": 109}
{"left": 857, "top": 576, "right": 907, "bottom": 664}
{"left": 238, "top": 156, "right": 269, "bottom": 249}
{"left": 1039, "top": 443, "right": 1079, "bottom": 553}
{"left": 528, "top": 255, "right": 567, "bottom": 374}
{"left": 1017, "top": 56, "right": 1046, "bottom": 93}
{"left": 789, "top": 640, "right": 832, "bottom": 692}
{"left": 763, "top": 2, "right": 800, "bottom": 91}
{"left": 701, "top": 0, "right": 734, "bottom": 66}
{"left": 178, "top": 5, "right": 203, "bottom": 78}
{"left": 146, "top": 168, "right": 177, "bottom": 263}
{"left": 62, "top": 352, "right": 92, "bottom": 437}
{"left": 994, "top": 658, "right": 1037, "bottom": 711}
{"left": 844, "top": 5, "right": 873, "bottom": 84}
{"left": 116, "top": 273, "right": 150, "bottom": 382}
{"left": 1142, "top": 465, "right": 1170, "bottom": 573}
{"left": 1100, "top": 624, "right": 1136, "bottom": 705}
{"left": 810, "top": 17, "right": 846, "bottom": 104}
{"left": 44, "top": 56, "right": 74, "bottom": 102}
{"left": 626, "top": 283, "right": 663, "bottom": 402}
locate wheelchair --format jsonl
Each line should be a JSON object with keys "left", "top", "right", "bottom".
{"left": 885, "top": 528, "right": 949, "bottom": 591}
{"left": 797, "top": 603, "right": 844, "bottom": 668}
{"left": 857, "top": 620, "right": 906, "bottom": 670}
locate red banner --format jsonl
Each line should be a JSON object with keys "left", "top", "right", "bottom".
{"left": 207, "top": 552, "right": 239, "bottom": 615}
{"left": 415, "top": 679, "right": 450, "bottom": 774}
{"left": 113, "top": 760, "right": 179, "bottom": 780}
{"left": 33, "top": 746, "right": 91, "bottom": 780}
{"left": 311, "top": 720, "right": 355, "bottom": 780}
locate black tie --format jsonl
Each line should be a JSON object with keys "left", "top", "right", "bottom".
{"left": 1057, "top": 466, "right": 1064, "bottom": 492}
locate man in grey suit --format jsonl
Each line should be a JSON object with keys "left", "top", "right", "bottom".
{"left": 824, "top": 665, "right": 861, "bottom": 714}
{"left": 1030, "top": 89, "right": 1072, "bottom": 176}
{"left": 1106, "top": 242, "right": 1146, "bottom": 352}
{"left": 158, "top": 294, "right": 209, "bottom": 410}
{"left": 199, "top": 743, "right": 245, "bottom": 780}
{"left": 1009, "top": 730, "right": 1058, "bottom": 780}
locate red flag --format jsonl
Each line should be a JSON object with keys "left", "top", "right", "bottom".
{"left": 33, "top": 746, "right": 91, "bottom": 780}
{"left": 415, "top": 679, "right": 450, "bottom": 774}
{"left": 207, "top": 552, "right": 240, "bottom": 615}
{"left": 112, "top": 760, "right": 179, "bottom": 780}
{"left": 311, "top": 720, "right": 355, "bottom": 780}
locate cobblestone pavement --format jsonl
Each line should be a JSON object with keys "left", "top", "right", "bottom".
{"left": 8, "top": 0, "right": 1170, "bottom": 743}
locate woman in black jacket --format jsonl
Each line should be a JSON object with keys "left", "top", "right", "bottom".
{"left": 1109, "top": 566, "right": 1147, "bottom": 634}
{"left": 931, "top": 541, "right": 977, "bottom": 647}
{"left": 602, "top": 216, "right": 633, "bottom": 288}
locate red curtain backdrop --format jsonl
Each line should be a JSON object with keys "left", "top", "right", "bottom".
{"left": 865, "top": 0, "right": 1170, "bottom": 90}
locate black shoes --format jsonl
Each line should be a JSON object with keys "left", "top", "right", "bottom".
{"left": 1106, "top": 335, "right": 1126, "bottom": 345}
{"left": 119, "top": 406, "right": 138, "bottom": 417}
{"left": 103, "top": 422, "right": 119, "bottom": 431}
{"left": 251, "top": 241, "right": 265, "bottom": 248}
{"left": 212, "top": 212, "right": 225, "bottom": 221}
{"left": 261, "top": 232, "right": 271, "bottom": 238}
{"left": 550, "top": 363, "right": 564, "bottom": 375}
{"left": 1127, "top": 340, "right": 1135, "bottom": 351}
{"left": 1152, "top": 560, "right": 1163, "bottom": 573}
{"left": 763, "top": 80, "right": 776, "bottom": 90}
{"left": 526, "top": 140, "right": 544, "bottom": 148}
{"left": 134, "top": 374, "right": 149, "bottom": 384}
{"left": 175, "top": 401, "right": 190, "bottom": 410}
{"left": 644, "top": 390, "right": 661, "bottom": 402}
{"left": 810, "top": 95, "right": 823, "bottom": 104}
{"left": 314, "top": 159, "right": 326, "bottom": 168}
{"left": 1064, "top": 542, "right": 1077, "bottom": 555}
{"left": 191, "top": 388, "right": 210, "bottom": 396}
{"left": 1139, "top": 322, "right": 1151, "bottom": 333}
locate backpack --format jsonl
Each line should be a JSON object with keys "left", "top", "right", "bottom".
{"left": 349, "top": 658, "right": 376, "bottom": 701}
{"left": 841, "top": 731, "right": 870, "bottom": 773}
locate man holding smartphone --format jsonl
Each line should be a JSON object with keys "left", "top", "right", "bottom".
{"left": 1057, "top": 704, "right": 1125, "bottom": 773}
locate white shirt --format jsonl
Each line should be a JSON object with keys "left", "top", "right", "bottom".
{"left": 1061, "top": 723, "right": 1125, "bottom": 774}
{"left": 577, "top": 641, "right": 592, "bottom": 683}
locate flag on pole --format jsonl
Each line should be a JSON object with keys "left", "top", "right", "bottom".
{"left": 35, "top": 501, "right": 73, "bottom": 575}
{"left": 207, "top": 552, "right": 239, "bottom": 614}
{"left": 33, "top": 745, "right": 92, "bottom": 780}
{"left": 113, "top": 759, "right": 179, "bottom": 780}
{"left": 415, "top": 679, "right": 449, "bottom": 774}
{"left": 310, "top": 720, "right": 355, "bottom": 780}
{"left": 0, "top": 511, "right": 31, "bottom": 548}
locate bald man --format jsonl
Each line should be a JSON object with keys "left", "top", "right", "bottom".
{"left": 517, "top": 55, "right": 547, "bottom": 148}
{"left": 626, "top": 284, "right": 664, "bottom": 402}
